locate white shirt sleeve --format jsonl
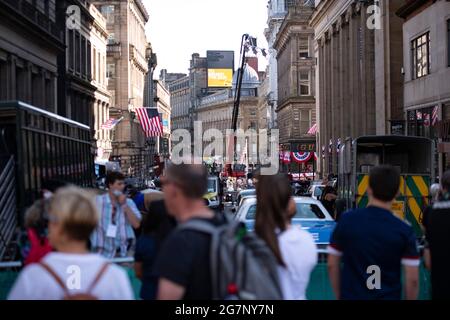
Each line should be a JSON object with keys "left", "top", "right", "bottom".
{"left": 126, "top": 198, "right": 142, "bottom": 221}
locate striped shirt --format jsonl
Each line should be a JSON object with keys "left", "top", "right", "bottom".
{"left": 91, "top": 194, "right": 142, "bottom": 259}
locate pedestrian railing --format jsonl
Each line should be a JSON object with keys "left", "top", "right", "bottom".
{"left": 0, "top": 155, "right": 16, "bottom": 261}
{"left": 0, "top": 250, "right": 432, "bottom": 300}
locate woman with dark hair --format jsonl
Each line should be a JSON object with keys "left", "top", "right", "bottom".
{"left": 134, "top": 199, "right": 176, "bottom": 300}
{"left": 255, "top": 174, "right": 318, "bottom": 300}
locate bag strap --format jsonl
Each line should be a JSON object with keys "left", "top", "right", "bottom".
{"left": 39, "top": 262, "right": 70, "bottom": 295}
{"left": 177, "top": 219, "right": 218, "bottom": 234}
{"left": 39, "top": 262, "right": 110, "bottom": 296}
{"left": 87, "top": 263, "right": 110, "bottom": 294}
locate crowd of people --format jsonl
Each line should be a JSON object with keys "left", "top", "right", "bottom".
{"left": 6, "top": 163, "right": 450, "bottom": 300}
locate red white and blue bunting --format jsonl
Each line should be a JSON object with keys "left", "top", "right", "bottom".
{"left": 292, "top": 152, "right": 313, "bottom": 163}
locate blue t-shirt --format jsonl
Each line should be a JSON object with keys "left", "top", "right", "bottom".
{"left": 133, "top": 193, "right": 145, "bottom": 211}
{"left": 135, "top": 234, "right": 158, "bottom": 300}
{"left": 328, "top": 206, "right": 420, "bottom": 300}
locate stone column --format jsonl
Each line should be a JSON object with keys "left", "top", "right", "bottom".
{"left": 348, "top": 6, "right": 357, "bottom": 139}
{"left": 8, "top": 55, "right": 17, "bottom": 100}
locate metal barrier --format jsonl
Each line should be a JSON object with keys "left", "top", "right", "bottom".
{"left": 0, "top": 251, "right": 432, "bottom": 300}
{"left": 0, "top": 156, "right": 16, "bottom": 261}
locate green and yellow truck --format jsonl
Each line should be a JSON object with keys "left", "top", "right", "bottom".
{"left": 338, "top": 135, "right": 435, "bottom": 237}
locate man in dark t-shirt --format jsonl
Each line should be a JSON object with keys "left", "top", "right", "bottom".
{"left": 328, "top": 166, "right": 420, "bottom": 300}
{"left": 153, "top": 163, "right": 225, "bottom": 300}
{"left": 154, "top": 214, "right": 225, "bottom": 299}
{"left": 423, "top": 171, "right": 450, "bottom": 300}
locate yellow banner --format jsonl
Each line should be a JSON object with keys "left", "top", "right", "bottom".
{"left": 208, "top": 69, "right": 233, "bottom": 87}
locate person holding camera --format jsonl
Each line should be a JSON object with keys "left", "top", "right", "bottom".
{"left": 91, "top": 171, "right": 142, "bottom": 258}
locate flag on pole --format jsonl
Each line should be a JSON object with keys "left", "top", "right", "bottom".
{"left": 135, "top": 107, "right": 163, "bottom": 137}
{"left": 328, "top": 139, "right": 333, "bottom": 154}
{"left": 101, "top": 117, "right": 123, "bottom": 130}
{"left": 307, "top": 123, "right": 318, "bottom": 135}
{"left": 336, "top": 138, "right": 342, "bottom": 154}
{"left": 432, "top": 106, "right": 439, "bottom": 126}
{"left": 416, "top": 111, "right": 423, "bottom": 121}
{"left": 283, "top": 151, "right": 291, "bottom": 164}
{"left": 424, "top": 113, "right": 431, "bottom": 127}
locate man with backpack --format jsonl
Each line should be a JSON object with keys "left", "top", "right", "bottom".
{"left": 154, "top": 163, "right": 282, "bottom": 300}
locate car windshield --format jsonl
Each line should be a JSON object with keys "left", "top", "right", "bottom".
{"left": 207, "top": 178, "right": 217, "bottom": 193}
{"left": 246, "top": 203, "right": 326, "bottom": 220}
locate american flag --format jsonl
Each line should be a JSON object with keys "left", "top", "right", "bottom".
{"left": 101, "top": 117, "right": 123, "bottom": 130}
{"left": 432, "top": 106, "right": 439, "bottom": 126}
{"left": 135, "top": 107, "right": 163, "bottom": 137}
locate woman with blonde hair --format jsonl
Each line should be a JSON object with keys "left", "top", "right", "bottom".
{"left": 8, "top": 187, "right": 134, "bottom": 300}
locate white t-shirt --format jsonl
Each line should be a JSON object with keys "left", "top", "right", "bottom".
{"left": 8, "top": 252, "right": 134, "bottom": 300}
{"left": 278, "top": 226, "right": 318, "bottom": 300}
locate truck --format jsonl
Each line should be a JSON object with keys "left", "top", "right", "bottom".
{"left": 338, "top": 135, "right": 435, "bottom": 237}
{"left": 0, "top": 101, "right": 94, "bottom": 260}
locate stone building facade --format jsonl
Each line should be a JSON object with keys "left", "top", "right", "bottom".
{"left": 265, "top": 0, "right": 288, "bottom": 129}
{"left": 89, "top": 3, "right": 111, "bottom": 162}
{"left": 274, "top": 1, "right": 317, "bottom": 173}
{"left": 57, "top": 0, "right": 98, "bottom": 129}
{"left": 93, "top": 0, "right": 150, "bottom": 174}
{"left": 397, "top": 0, "right": 450, "bottom": 177}
{"left": 311, "top": 0, "right": 405, "bottom": 175}
{"left": 168, "top": 75, "right": 190, "bottom": 131}
{"left": 159, "top": 69, "right": 186, "bottom": 88}
{"left": 153, "top": 80, "right": 171, "bottom": 158}
{"left": 257, "top": 70, "right": 270, "bottom": 131}
{"left": 0, "top": 0, "right": 63, "bottom": 113}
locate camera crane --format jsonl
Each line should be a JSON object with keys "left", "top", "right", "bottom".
{"left": 226, "top": 34, "right": 262, "bottom": 177}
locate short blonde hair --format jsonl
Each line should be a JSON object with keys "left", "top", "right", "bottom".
{"left": 48, "top": 187, "right": 98, "bottom": 241}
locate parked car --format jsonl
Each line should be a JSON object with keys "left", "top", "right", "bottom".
{"left": 235, "top": 189, "right": 256, "bottom": 206}
{"left": 231, "top": 194, "right": 257, "bottom": 214}
{"left": 234, "top": 197, "right": 336, "bottom": 247}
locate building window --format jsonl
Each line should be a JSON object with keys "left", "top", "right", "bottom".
{"left": 108, "top": 33, "right": 116, "bottom": 44}
{"left": 299, "top": 39, "right": 309, "bottom": 58}
{"left": 68, "top": 29, "right": 74, "bottom": 70}
{"left": 106, "top": 63, "right": 116, "bottom": 78}
{"left": 0, "top": 59, "right": 7, "bottom": 100}
{"left": 16, "top": 66, "right": 27, "bottom": 103}
{"left": 45, "top": 77, "right": 54, "bottom": 111}
{"left": 87, "top": 41, "right": 92, "bottom": 80}
{"left": 411, "top": 32, "right": 430, "bottom": 79}
{"left": 101, "top": 5, "right": 115, "bottom": 24}
{"left": 75, "top": 32, "right": 80, "bottom": 74}
{"left": 81, "top": 37, "right": 86, "bottom": 77}
{"left": 407, "top": 107, "right": 436, "bottom": 139}
{"left": 97, "top": 52, "right": 101, "bottom": 83}
{"left": 299, "top": 71, "right": 310, "bottom": 95}
{"left": 300, "top": 109, "right": 311, "bottom": 135}
{"left": 92, "top": 48, "right": 96, "bottom": 81}
{"left": 32, "top": 71, "right": 42, "bottom": 107}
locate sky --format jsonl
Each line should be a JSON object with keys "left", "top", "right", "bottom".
{"left": 144, "top": 0, "right": 269, "bottom": 76}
